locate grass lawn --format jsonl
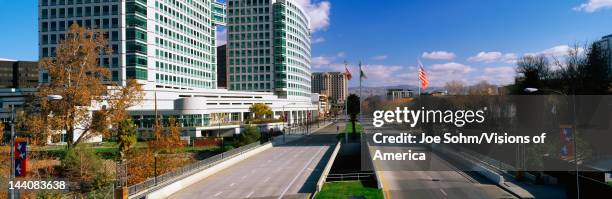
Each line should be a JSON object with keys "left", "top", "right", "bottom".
{"left": 337, "top": 122, "right": 363, "bottom": 140}
{"left": 315, "top": 181, "right": 383, "bottom": 199}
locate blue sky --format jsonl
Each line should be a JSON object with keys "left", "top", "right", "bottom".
{"left": 1, "top": 0, "right": 611, "bottom": 87}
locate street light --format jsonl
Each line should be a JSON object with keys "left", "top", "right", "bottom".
{"left": 524, "top": 87, "right": 580, "bottom": 199}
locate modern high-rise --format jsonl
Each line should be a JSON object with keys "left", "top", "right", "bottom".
{"left": 35, "top": 0, "right": 318, "bottom": 141}
{"left": 39, "top": 0, "right": 227, "bottom": 90}
{"left": 226, "top": 0, "right": 312, "bottom": 99}
{"left": 311, "top": 72, "right": 348, "bottom": 103}
{"left": 216, "top": 44, "right": 227, "bottom": 88}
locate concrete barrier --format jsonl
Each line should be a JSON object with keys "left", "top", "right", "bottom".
{"left": 314, "top": 140, "right": 342, "bottom": 194}
{"left": 136, "top": 142, "right": 273, "bottom": 199}
{"left": 432, "top": 144, "right": 505, "bottom": 184}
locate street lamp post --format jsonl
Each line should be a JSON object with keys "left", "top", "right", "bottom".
{"left": 524, "top": 87, "right": 579, "bottom": 199}
{"left": 8, "top": 104, "right": 16, "bottom": 199}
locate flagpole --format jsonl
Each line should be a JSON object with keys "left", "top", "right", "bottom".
{"left": 417, "top": 59, "right": 421, "bottom": 96}
{"left": 359, "top": 61, "right": 364, "bottom": 141}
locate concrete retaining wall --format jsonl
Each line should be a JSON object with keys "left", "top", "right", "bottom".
{"left": 432, "top": 144, "right": 505, "bottom": 184}
{"left": 136, "top": 143, "right": 273, "bottom": 199}
{"left": 314, "top": 140, "right": 342, "bottom": 194}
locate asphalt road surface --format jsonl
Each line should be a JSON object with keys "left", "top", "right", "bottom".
{"left": 366, "top": 122, "right": 517, "bottom": 199}
{"left": 168, "top": 123, "right": 338, "bottom": 199}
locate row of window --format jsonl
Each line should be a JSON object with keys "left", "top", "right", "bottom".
{"left": 228, "top": 57, "right": 272, "bottom": 66}
{"left": 41, "top": 0, "right": 121, "bottom": 6}
{"left": 41, "top": 18, "right": 119, "bottom": 33}
{"left": 155, "top": 61, "right": 212, "bottom": 80}
{"left": 229, "top": 74, "right": 272, "bottom": 82}
{"left": 228, "top": 0, "right": 271, "bottom": 8}
{"left": 155, "top": 73, "right": 214, "bottom": 88}
{"left": 229, "top": 65, "right": 271, "bottom": 74}
{"left": 229, "top": 48, "right": 272, "bottom": 57}
{"left": 41, "top": 5, "right": 118, "bottom": 19}
{"left": 230, "top": 82, "right": 272, "bottom": 90}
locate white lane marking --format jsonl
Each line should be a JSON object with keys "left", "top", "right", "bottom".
{"left": 241, "top": 175, "right": 247, "bottom": 179}
{"left": 214, "top": 191, "right": 223, "bottom": 197}
{"left": 263, "top": 177, "right": 271, "bottom": 183}
{"left": 440, "top": 189, "right": 447, "bottom": 196}
{"left": 230, "top": 183, "right": 235, "bottom": 187}
{"left": 246, "top": 191, "right": 254, "bottom": 198}
{"left": 277, "top": 146, "right": 326, "bottom": 199}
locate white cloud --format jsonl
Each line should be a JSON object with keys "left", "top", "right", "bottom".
{"left": 311, "top": 52, "right": 346, "bottom": 69}
{"left": 468, "top": 51, "right": 518, "bottom": 63}
{"left": 526, "top": 45, "right": 585, "bottom": 57}
{"left": 429, "top": 62, "right": 474, "bottom": 73}
{"left": 0, "top": 58, "right": 16, "bottom": 61}
{"left": 477, "top": 66, "right": 516, "bottom": 85}
{"left": 294, "top": 0, "right": 331, "bottom": 32}
{"left": 312, "top": 37, "right": 325, "bottom": 44}
{"left": 312, "top": 61, "right": 416, "bottom": 87}
{"left": 422, "top": 51, "right": 456, "bottom": 60}
{"left": 312, "top": 56, "right": 334, "bottom": 67}
{"left": 372, "top": 55, "right": 388, "bottom": 60}
{"left": 574, "top": 0, "right": 612, "bottom": 12}
{"left": 423, "top": 62, "right": 475, "bottom": 87}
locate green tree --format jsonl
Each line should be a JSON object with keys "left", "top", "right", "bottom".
{"left": 234, "top": 125, "right": 261, "bottom": 147}
{"left": 117, "top": 119, "right": 137, "bottom": 160}
{"left": 571, "top": 42, "right": 610, "bottom": 94}
{"left": 61, "top": 145, "right": 113, "bottom": 192}
{"left": 249, "top": 103, "right": 272, "bottom": 119}
{"left": 346, "top": 94, "right": 360, "bottom": 137}
{"left": 515, "top": 55, "right": 551, "bottom": 94}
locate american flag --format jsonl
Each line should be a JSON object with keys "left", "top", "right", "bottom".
{"left": 344, "top": 62, "right": 353, "bottom": 80}
{"left": 418, "top": 61, "right": 429, "bottom": 91}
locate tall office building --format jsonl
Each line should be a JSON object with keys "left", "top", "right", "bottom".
{"left": 39, "top": 0, "right": 226, "bottom": 90}
{"left": 35, "top": 0, "right": 318, "bottom": 141}
{"left": 311, "top": 72, "right": 348, "bottom": 103}
{"left": 597, "top": 34, "right": 612, "bottom": 79}
{"left": 0, "top": 60, "right": 39, "bottom": 88}
{"left": 226, "top": 0, "right": 312, "bottom": 99}
{"left": 216, "top": 44, "right": 227, "bottom": 88}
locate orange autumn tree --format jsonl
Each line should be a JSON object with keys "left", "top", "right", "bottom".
{"left": 35, "top": 23, "right": 143, "bottom": 147}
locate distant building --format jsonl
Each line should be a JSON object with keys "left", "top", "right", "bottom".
{"left": 217, "top": 45, "right": 227, "bottom": 88}
{"left": 0, "top": 60, "right": 39, "bottom": 89}
{"left": 311, "top": 72, "right": 348, "bottom": 103}
{"left": 596, "top": 34, "right": 612, "bottom": 79}
{"left": 311, "top": 93, "right": 330, "bottom": 117}
{"left": 386, "top": 88, "right": 414, "bottom": 100}
{"left": 430, "top": 91, "right": 448, "bottom": 96}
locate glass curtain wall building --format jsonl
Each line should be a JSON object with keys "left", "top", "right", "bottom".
{"left": 39, "top": 0, "right": 226, "bottom": 90}
{"left": 226, "top": 0, "right": 311, "bottom": 99}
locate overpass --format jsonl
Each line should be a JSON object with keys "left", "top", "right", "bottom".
{"left": 167, "top": 123, "right": 339, "bottom": 199}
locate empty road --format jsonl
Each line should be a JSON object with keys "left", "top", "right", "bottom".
{"left": 169, "top": 123, "right": 338, "bottom": 199}
{"left": 364, "top": 121, "right": 517, "bottom": 199}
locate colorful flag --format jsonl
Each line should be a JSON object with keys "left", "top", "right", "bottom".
{"left": 344, "top": 61, "right": 353, "bottom": 80}
{"left": 418, "top": 61, "right": 429, "bottom": 91}
{"left": 14, "top": 141, "right": 28, "bottom": 177}
{"left": 359, "top": 61, "right": 367, "bottom": 80}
